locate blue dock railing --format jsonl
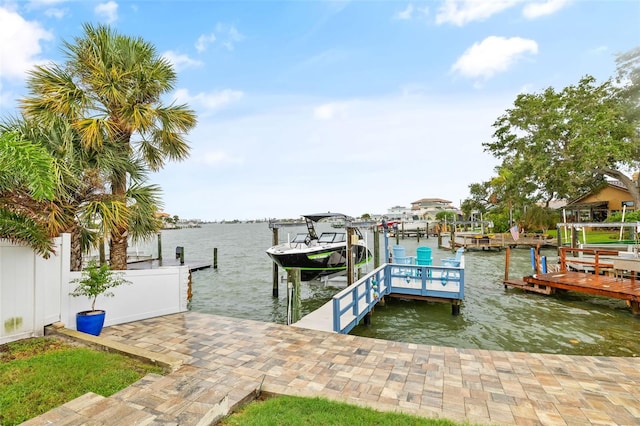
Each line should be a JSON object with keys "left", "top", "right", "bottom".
{"left": 331, "top": 261, "right": 465, "bottom": 334}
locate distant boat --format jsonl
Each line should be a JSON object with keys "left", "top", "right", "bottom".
{"left": 266, "top": 213, "right": 372, "bottom": 281}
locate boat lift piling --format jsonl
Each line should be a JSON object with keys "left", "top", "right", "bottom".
{"left": 271, "top": 226, "right": 279, "bottom": 297}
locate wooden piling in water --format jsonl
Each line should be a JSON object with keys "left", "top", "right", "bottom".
{"left": 272, "top": 228, "right": 279, "bottom": 297}
{"left": 287, "top": 268, "right": 301, "bottom": 324}
{"left": 213, "top": 247, "right": 218, "bottom": 269}
{"left": 373, "top": 226, "right": 380, "bottom": 268}
{"left": 347, "top": 227, "right": 355, "bottom": 286}
{"left": 157, "top": 232, "right": 162, "bottom": 264}
{"left": 504, "top": 246, "right": 511, "bottom": 287}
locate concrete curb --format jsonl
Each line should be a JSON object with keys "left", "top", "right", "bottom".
{"left": 45, "top": 325, "right": 184, "bottom": 372}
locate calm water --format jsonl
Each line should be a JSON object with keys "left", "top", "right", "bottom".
{"left": 152, "top": 223, "right": 640, "bottom": 357}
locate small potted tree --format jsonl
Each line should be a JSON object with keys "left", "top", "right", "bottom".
{"left": 70, "top": 260, "right": 131, "bottom": 336}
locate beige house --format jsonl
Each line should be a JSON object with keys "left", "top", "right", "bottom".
{"left": 563, "top": 181, "right": 636, "bottom": 222}
{"left": 410, "top": 198, "right": 458, "bottom": 220}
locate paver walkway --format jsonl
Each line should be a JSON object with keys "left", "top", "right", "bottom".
{"left": 24, "top": 312, "right": 640, "bottom": 425}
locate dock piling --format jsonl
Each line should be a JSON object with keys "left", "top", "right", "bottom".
{"left": 272, "top": 228, "right": 279, "bottom": 297}
{"left": 213, "top": 247, "right": 218, "bottom": 269}
{"left": 176, "top": 246, "right": 184, "bottom": 265}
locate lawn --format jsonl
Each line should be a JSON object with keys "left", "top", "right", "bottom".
{"left": 0, "top": 336, "right": 164, "bottom": 425}
{"left": 219, "top": 394, "right": 467, "bottom": 426}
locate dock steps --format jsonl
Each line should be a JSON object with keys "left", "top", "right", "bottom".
{"left": 503, "top": 278, "right": 555, "bottom": 295}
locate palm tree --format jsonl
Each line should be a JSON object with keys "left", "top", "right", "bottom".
{"left": 21, "top": 23, "right": 196, "bottom": 269}
{"left": 0, "top": 130, "right": 58, "bottom": 256}
{"left": 3, "top": 117, "right": 163, "bottom": 271}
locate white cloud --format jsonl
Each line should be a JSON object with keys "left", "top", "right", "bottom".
{"left": 436, "top": 0, "right": 519, "bottom": 26}
{"left": 174, "top": 88, "right": 244, "bottom": 113}
{"left": 95, "top": 1, "right": 118, "bottom": 24}
{"left": 44, "top": 8, "right": 66, "bottom": 19}
{"left": 162, "top": 50, "right": 203, "bottom": 71}
{"left": 0, "top": 7, "right": 52, "bottom": 80}
{"left": 216, "top": 23, "right": 245, "bottom": 51}
{"left": 313, "top": 102, "right": 348, "bottom": 120}
{"left": 451, "top": 36, "right": 538, "bottom": 80}
{"left": 195, "top": 33, "right": 216, "bottom": 53}
{"left": 194, "top": 24, "right": 245, "bottom": 53}
{"left": 394, "top": 3, "right": 429, "bottom": 21}
{"left": 395, "top": 4, "right": 414, "bottom": 20}
{"left": 522, "top": 0, "right": 570, "bottom": 19}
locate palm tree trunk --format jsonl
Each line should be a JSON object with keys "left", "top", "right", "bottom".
{"left": 109, "top": 171, "right": 128, "bottom": 270}
{"left": 69, "top": 223, "right": 83, "bottom": 271}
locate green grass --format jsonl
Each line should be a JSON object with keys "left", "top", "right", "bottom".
{"left": 0, "top": 337, "right": 164, "bottom": 426}
{"left": 220, "top": 394, "right": 466, "bottom": 426}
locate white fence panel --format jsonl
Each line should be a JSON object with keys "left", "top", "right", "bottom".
{"left": 64, "top": 266, "right": 190, "bottom": 330}
{"left": 0, "top": 235, "right": 69, "bottom": 344}
{"left": 1, "top": 233, "right": 188, "bottom": 343}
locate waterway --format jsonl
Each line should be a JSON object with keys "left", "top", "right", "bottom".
{"left": 149, "top": 223, "right": 640, "bottom": 357}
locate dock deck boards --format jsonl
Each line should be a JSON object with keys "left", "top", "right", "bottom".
{"left": 292, "top": 300, "right": 334, "bottom": 332}
{"left": 505, "top": 271, "right": 640, "bottom": 302}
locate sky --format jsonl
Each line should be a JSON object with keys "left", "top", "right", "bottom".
{"left": 1, "top": 1, "right": 639, "bottom": 221}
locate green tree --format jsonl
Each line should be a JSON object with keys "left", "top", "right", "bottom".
{"left": 3, "top": 117, "right": 163, "bottom": 271}
{"left": 483, "top": 67, "right": 639, "bottom": 208}
{"left": 435, "top": 211, "right": 456, "bottom": 221}
{"left": 0, "top": 130, "right": 58, "bottom": 256}
{"left": 520, "top": 205, "right": 559, "bottom": 234}
{"left": 21, "top": 24, "right": 196, "bottom": 269}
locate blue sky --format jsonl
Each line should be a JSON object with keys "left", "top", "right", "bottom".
{"left": 1, "top": 1, "right": 639, "bottom": 221}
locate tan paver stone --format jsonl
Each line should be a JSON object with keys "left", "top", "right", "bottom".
{"left": 30, "top": 313, "right": 640, "bottom": 425}
{"left": 534, "top": 410, "right": 568, "bottom": 425}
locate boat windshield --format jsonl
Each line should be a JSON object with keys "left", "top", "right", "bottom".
{"left": 291, "top": 233, "right": 309, "bottom": 243}
{"left": 318, "top": 232, "right": 346, "bottom": 243}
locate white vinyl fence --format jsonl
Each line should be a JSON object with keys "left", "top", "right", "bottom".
{"left": 0, "top": 234, "right": 189, "bottom": 344}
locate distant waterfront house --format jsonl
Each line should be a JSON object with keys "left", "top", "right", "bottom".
{"left": 410, "top": 198, "right": 459, "bottom": 221}
{"left": 385, "top": 205, "right": 415, "bottom": 221}
{"left": 563, "top": 181, "right": 637, "bottom": 222}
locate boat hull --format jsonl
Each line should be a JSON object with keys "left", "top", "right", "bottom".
{"left": 267, "top": 244, "right": 372, "bottom": 281}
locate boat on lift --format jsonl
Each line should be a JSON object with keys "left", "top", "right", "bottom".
{"left": 266, "top": 213, "right": 372, "bottom": 281}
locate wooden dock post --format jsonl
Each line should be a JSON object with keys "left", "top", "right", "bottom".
{"left": 157, "top": 232, "right": 162, "bottom": 265}
{"left": 450, "top": 229, "right": 456, "bottom": 252}
{"left": 452, "top": 301, "right": 461, "bottom": 316}
{"left": 504, "top": 246, "right": 511, "bottom": 288}
{"left": 272, "top": 228, "right": 279, "bottom": 297}
{"left": 373, "top": 226, "right": 380, "bottom": 268}
{"left": 286, "top": 268, "right": 301, "bottom": 324}
{"left": 347, "top": 227, "right": 355, "bottom": 286}
{"left": 213, "top": 248, "right": 218, "bottom": 269}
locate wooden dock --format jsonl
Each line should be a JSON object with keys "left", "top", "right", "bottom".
{"left": 127, "top": 258, "right": 212, "bottom": 272}
{"left": 438, "top": 233, "right": 556, "bottom": 251}
{"left": 505, "top": 272, "right": 640, "bottom": 313}
{"left": 503, "top": 246, "right": 640, "bottom": 314}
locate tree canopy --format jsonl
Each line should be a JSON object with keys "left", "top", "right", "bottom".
{"left": 483, "top": 75, "right": 638, "bottom": 206}
{"left": 468, "top": 47, "right": 640, "bottom": 231}
{"left": 20, "top": 23, "right": 197, "bottom": 269}
{"left": 0, "top": 131, "right": 58, "bottom": 256}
